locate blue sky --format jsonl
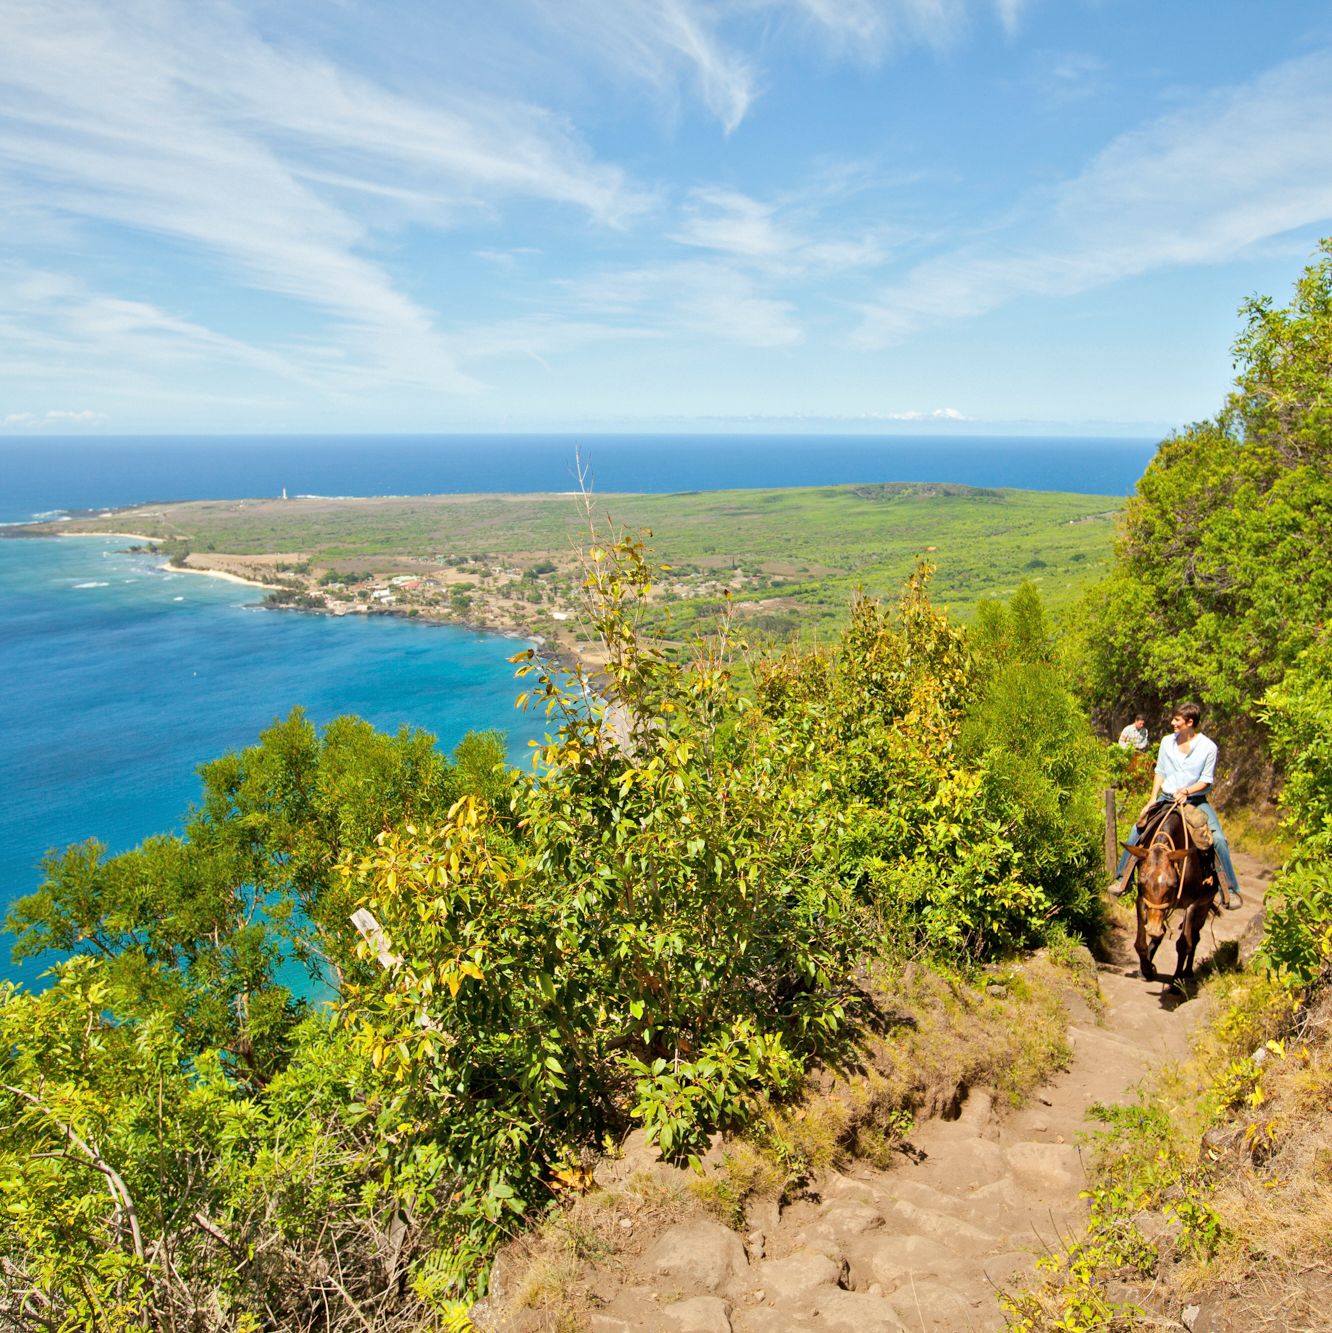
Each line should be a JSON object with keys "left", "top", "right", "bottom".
{"left": 3, "top": 0, "right": 1332, "bottom": 437}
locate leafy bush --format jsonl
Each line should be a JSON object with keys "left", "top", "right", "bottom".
{"left": 959, "top": 658, "right": 1106, "bottom": 944}
{"left": 1259, "top": 636, "right": 1332, "bottom": 986}
{"left": 339, "top": 532, "right": 860, "bottom": 1281}
{"left": 7, "top": 710, "right": 481, "bottom": 1077}
{"left": 0, "top": 960, "right": 460, "bottom": 1331}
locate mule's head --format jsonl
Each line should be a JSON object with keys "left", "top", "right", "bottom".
{"left": 1125, "top": 843, "right": 1188, "bottom": 940}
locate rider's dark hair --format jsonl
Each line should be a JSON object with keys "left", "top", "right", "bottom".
{"left": 1173, "top": 701, "right": 1203, "bottom": 726}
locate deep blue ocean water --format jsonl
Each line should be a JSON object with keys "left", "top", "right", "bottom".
{"left": 0, "top": 433, "right": 1155, "bottom": 523}
{"left": 0, "top": 433, "right": 1157, "bottom": 989}
{"left": 0, "top": 536, "right": 545, "bottom": 988}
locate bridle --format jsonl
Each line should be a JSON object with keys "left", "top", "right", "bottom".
{"left": 1140, "top": 798, "right": 1200, "bottom": 928}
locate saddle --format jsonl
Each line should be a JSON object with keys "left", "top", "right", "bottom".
{"left": 1135, "top": 799, "right": 1213, "bottom": 851}
{"left": 1180, "top": 801, "right": 1214, "bottom": 849}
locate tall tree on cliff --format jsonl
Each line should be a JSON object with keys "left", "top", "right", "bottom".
{"left": 1077, "top": 239, "right": 1332, "bottom": 789}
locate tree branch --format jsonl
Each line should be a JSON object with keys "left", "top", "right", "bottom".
{"left": 3, "top": 1082, "right": 145, "bottom": 1265}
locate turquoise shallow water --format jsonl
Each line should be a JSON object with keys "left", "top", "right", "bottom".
{"left": 0, "top": 537, "right": 544, "bottom": 989}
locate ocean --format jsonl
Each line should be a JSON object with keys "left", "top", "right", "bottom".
{"left": 0, "top": 433, "right": 1156, "bottom": 523}
{"left": 0, "top": 433, "right": 1156, "bottom": 989}
{"left": 0, "top": 536, "right": 547, "bottom": 989}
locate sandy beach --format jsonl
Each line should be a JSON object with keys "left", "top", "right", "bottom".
{"left": 170, "top": 560, "right": 270, "bottom": 590}
{"left": 52, "top": 531, "right": 273, "bottom": 591}
{"left": 55, "top": 530, "right": 159, "bottom": 543}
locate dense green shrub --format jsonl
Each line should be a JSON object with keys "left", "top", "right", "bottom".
{"left": 340, "top": 533, "right": 860, "bottom": 1283}
{"left": 0, "top": 961, "right": 463, "bottom": 1331}
{"left": 959, "top": 659, "right": 1105, "bottom": 944}
{"left": 7, "top": 711, "right": 481, "bottom": 1078}
{"left": 1259, "top": 637, "right": 1332, "bottom": 986}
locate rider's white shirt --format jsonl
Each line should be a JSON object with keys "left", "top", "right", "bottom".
{"left": 1156, "top": 732, "right": 1218, "bottom": 795}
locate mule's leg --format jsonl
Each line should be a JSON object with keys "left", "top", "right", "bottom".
{"left": 1174, "top": 918, "right": 1192, "bottom": 982}
{"left": 1135, "top": 896, "right": 1156, "bottom": 981}
{"left": 1146, "top": 933, "right": 1164, "bottom": 977}
{"left": 1172, "top": 900, "right": 1208, "bottom": 981}
{"left": 1182, "top": 902, "right": 1208, "bottom": 978}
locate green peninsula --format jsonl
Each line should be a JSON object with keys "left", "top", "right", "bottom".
{"left": 31, "top": 481, "right": 1120, "bottom": 653}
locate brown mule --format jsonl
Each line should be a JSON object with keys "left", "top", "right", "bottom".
{"left": 1122, "top": 804, "right": 1219, "bottom": 984}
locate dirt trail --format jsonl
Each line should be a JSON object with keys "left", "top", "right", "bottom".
{"left": 574, "top": 851, "right": 1272, "bottom": 1333}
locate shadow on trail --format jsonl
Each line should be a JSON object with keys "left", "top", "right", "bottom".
{"left": 1152, "top": 937, "right": 1244, "bottom": 1008}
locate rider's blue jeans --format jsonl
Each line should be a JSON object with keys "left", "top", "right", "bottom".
{"left": 1116, "top": 792, "right": 1239, "bottom": 892}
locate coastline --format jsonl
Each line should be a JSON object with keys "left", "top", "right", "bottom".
{"left": 259, "top": 590, "right": 592, "bottom": 677}
{"left": 14, "top": 505, "right": 628, "bottom": 675}
{"left": 165, "top": 561, "right": 270, "bottom": 591}
{"left": 37, "top": 523, "right": 592, "bottom": 672}
{"left": 50, "top": 531, "right": 274, "bottom": 592}
{"left": 13, "top": 517, "right": 592, "bottom": 666}
{"left": 55, "top": 530, "right": 159, "bottom": 543}
{"left": 10, "top": 484, "right": 1121, "bottom": 679}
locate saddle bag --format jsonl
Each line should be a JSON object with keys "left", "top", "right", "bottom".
{"left": 1180, "top": 802, "right": 1214, "bottom": 849}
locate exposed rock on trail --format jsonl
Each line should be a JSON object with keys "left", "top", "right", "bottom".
{"left": 478, "top": 850, "right": 1270, "bottom": 1333}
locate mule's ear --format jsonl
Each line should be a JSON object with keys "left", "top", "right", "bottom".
{"left": 1167, "top": 849, "right": 1189, "bottom": 864}
{"left": 1122, "top": 843, "right": 1148, "bottom": 858}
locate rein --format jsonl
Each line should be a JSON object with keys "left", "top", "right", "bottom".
{"left": 1142, "top": 798, "right": 1198, "bottom": 921}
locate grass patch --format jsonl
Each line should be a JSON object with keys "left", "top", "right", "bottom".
{"left": 1223, "top": 801, "right": 1296, "bottom": 867}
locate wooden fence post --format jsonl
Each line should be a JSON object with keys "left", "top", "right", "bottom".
{"left": 1104, "top": 788, "right": 1118, "bottom": 875}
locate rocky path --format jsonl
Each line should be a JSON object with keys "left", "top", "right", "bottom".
{"left": 588, "top": 850, "right": 1271, "bottom": 1333}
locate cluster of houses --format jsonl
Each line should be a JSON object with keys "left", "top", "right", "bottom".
{"left": 368, "top": 573, "right": 426, "bottom": 606}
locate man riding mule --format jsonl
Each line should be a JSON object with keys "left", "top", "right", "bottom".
{"left": 1121, "top": 803, "right": 1218, "bottom": 982}
{"left": 1108, "top": 700, "right": 1242, "bottom": 910}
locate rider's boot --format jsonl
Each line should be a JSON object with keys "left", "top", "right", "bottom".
{"left": 1106, "top": 863, "right": 1136, "bottom": 898}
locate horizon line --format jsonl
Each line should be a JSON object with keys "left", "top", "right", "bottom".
{"left": 0, "top": 428, "right": 1161, "bottom": 442}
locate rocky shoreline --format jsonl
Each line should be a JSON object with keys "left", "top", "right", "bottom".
{"left": 15, "top": 520, "right": 602, "bottom": 678}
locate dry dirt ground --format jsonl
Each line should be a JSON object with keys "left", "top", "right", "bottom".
{"left": 480, "top": 850, "right": 1273, "bottom": 1333}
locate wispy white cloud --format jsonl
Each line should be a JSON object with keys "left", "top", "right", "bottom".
{"left": 472, "top": 247, "right": 544, "bottom": 272}
{"left": 528, "top": 0, "right": 757, "bottom": 133}
{"left": 0, "top": 262, "right": 344, "bottom": 433}
{"left": 0, "top": 0, "right": 648, "bottom": 394}
{"left": 993, "top": 0, "right": 1031, "bottom": 38}
{"left": 1023, "top": 49, "right": 1108, "bottom": 106}
{"left": 444, "top": 313, "right": 662, "bottom": 366}
{"left": 0, "top": 264, "right": 314, "bottom": 384}
{"left": 569, "top": 260, "right": 804, "bottom": 348}
{"left": 778, "top": 0, "right": 1034, "bottom": 59}
{"left": 535, "top": 0, "right": 1031, "bottom": 133}
{"left": 3, "top": 408, "right": 107, "bottom": 427}
{"left": 671, "top": 186, "right": 892, "bottom": 274}
{"left": 853, "top": 50, "right": 1332, "bottom": 345}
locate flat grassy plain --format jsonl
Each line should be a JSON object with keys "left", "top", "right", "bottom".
{"left": 34, "top": 482, "right": 1120, "bottom": 644}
